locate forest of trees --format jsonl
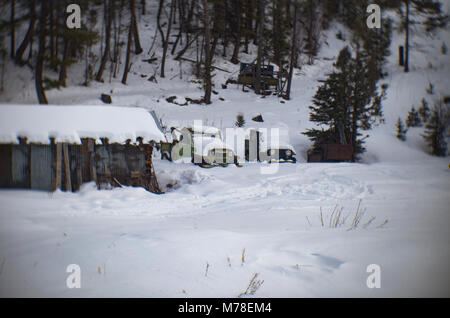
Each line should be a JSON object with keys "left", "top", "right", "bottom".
{"left": 0, "top": 0, "right": 446, "bottom": 103}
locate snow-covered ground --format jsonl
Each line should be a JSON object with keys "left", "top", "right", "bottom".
{"left": 0, "top": 159, "right": 449, "bottom": 297}
{"left": 1, "top": 3, "right": 449, "bottom": 297}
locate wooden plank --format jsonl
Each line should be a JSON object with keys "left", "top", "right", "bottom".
{"left": 63, "top": 143, "right": 72, "bottom": 192}
{"left": 0, "top": 145, "right": 12, "bottom": 187}
{"left": 54, "top": 143, "right": 62, "bottom": 190}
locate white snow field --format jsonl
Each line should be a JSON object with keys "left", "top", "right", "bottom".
{"left": 1, "top": 3, "right": 450, "bottom": 297}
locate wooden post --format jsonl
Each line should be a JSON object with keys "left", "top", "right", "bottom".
{"left": 54, "top": 143, "right": 62, "bottom": 190}
{"left": 62, "top": 143, "right": 71, "bottom": 192}
{"left": 89, "top": 139, "right": 97, "bottom": 183}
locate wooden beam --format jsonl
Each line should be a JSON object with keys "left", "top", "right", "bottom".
{"left": 62, "top": 143, "right": 71, "bottom": 192}
{"left": 54, "top": 143, "right": 62, "bottom": 191}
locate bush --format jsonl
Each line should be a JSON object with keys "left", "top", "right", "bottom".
{"left": 235, "top": 113, "right": 246, "bottom": 127}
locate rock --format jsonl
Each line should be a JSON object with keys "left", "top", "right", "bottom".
{"left": 185, "top": 97, "right": 203, "bottom": 105}
{"left": 166, "top": 96, "right": 177, "bottom": 103}
{"left": 100, "top": 94, "right": 112, "bottom": 104}
{"left": 252, "top": 114, "right": 264, "bottom": 122}
{"left": 148, "top": 75, "right": 158, "bottom": 83}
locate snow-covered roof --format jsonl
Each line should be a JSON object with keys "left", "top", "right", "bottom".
{"left": 0, "top": 105, "right": 165, "bottom": 144}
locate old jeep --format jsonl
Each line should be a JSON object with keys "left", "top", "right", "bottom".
{"left": 170, "top": 126, "right": 239, "bottom": 167}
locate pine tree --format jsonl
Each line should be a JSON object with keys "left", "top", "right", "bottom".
{"left": 303, "top": 46, "right": 385, "bottom": 159}
{"left": 406, "top": 106, "right": 422, "bottom": 127}
{"left": 396, "top": 117, "right": 408, "bottom": 141}
{"left": 235, "top": 113, "right": 246, "bottom": 127}
{"left": 422, "top": 103, "right": 448, "bottom": 156}
{"left": 418, "top": 98, "right": 430, "bottom": 122}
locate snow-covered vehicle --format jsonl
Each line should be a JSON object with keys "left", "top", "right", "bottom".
{"left": 170, "top": 126, "right": 239, "bottom": 167}
{"left": 263, "top": 145, "right": 297, "bottom": 163}
{"left": 258, "top": 128, "right": 297, "bottom": 163}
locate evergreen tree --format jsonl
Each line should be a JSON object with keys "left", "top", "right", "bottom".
{"left": 396, "top": 117, "right": 408, "bottom": 141}
{"left": 406, "top": 106, "right": 422, "bottom": 127}
{"left": 363, "top": 17, "right": 393, "bottom": 80}
{"left": 418, "top": 98, "right": 430, "bottom": 122}
{"left": 422, "top": 102, "right": 448, "bottom": 156}
{"left": 303, "top": 46, "right": 385, "bottom": 159}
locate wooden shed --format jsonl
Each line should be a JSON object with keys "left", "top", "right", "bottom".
{"left": 0, "top": 105, "right": 165, "bottom": 193}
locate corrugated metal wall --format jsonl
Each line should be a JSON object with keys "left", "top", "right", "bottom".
{"left": 12, "top": 144, "right": 30, "bottom": 188}
{"left": 30, "top": 144, "right": 54, "bottom": 191}
{"left": 0, "top": 140, "right": 161, "bottom": 193}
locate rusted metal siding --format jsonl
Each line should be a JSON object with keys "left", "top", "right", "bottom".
{"left": 307, "top": 144, "right": 354, "bottom": 162}
{"left": 0, "top": 140, "right": 161, "bottom": 193}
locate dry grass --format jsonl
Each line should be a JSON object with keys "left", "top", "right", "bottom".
{"left": 315, "top": 200, "right": 388, "bottom": 230}
{"left": 238, "top": 273, "right": 264, "bottom": 297}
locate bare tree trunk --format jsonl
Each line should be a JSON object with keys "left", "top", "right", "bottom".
{"left": 230, "top": 0, "right": 241, "bottom": 64}
{"left": 244, "top": 0, "right": 251, "bottom": 53}
{"left": 96, "top": 0, "right": 113, "bottom": 82}
{"left": 202, "top": 0, "right": 212, "bottom": 104}
{"left": 49, "top": 0, "right": 55, "bottom": 68}
{"left": 15, "top": 0, "right": 36, "bottom": 65}
{"left": 141, "top": 0, "right": 146, "bottom": 15}
{"left": 160, "top": 0, "right": 175, "bottom": 78}
{"left": 157, "top": 0, "right": 166, "bottom": 47}
{"left": 121, "top": 1, "right": 134, "bottom": 84}
{"left": 58, "top": 38, "right": 70, "bottom": 87}
{"left": 171, "top": 0, "right": 184, "bottom": 55}
{"left": 285, "top": 2, "right": 298, "bottom": 100}
{"left": 112, "top": 1, "right": 122, "bottom": 78}
{"left": 131, "top": 0, "right": 143, "bottom": 54}
{"left": 254, "top": 0, "right": 264, "bottom": 95}
{"left": 404, "top": 0, "right": 410, "bottom": 72}
{"left": 10, "top": 0, "right": 15, "bottom": 58}
{"left": 35, "top": 1, "right": 48, "bottom": 104}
